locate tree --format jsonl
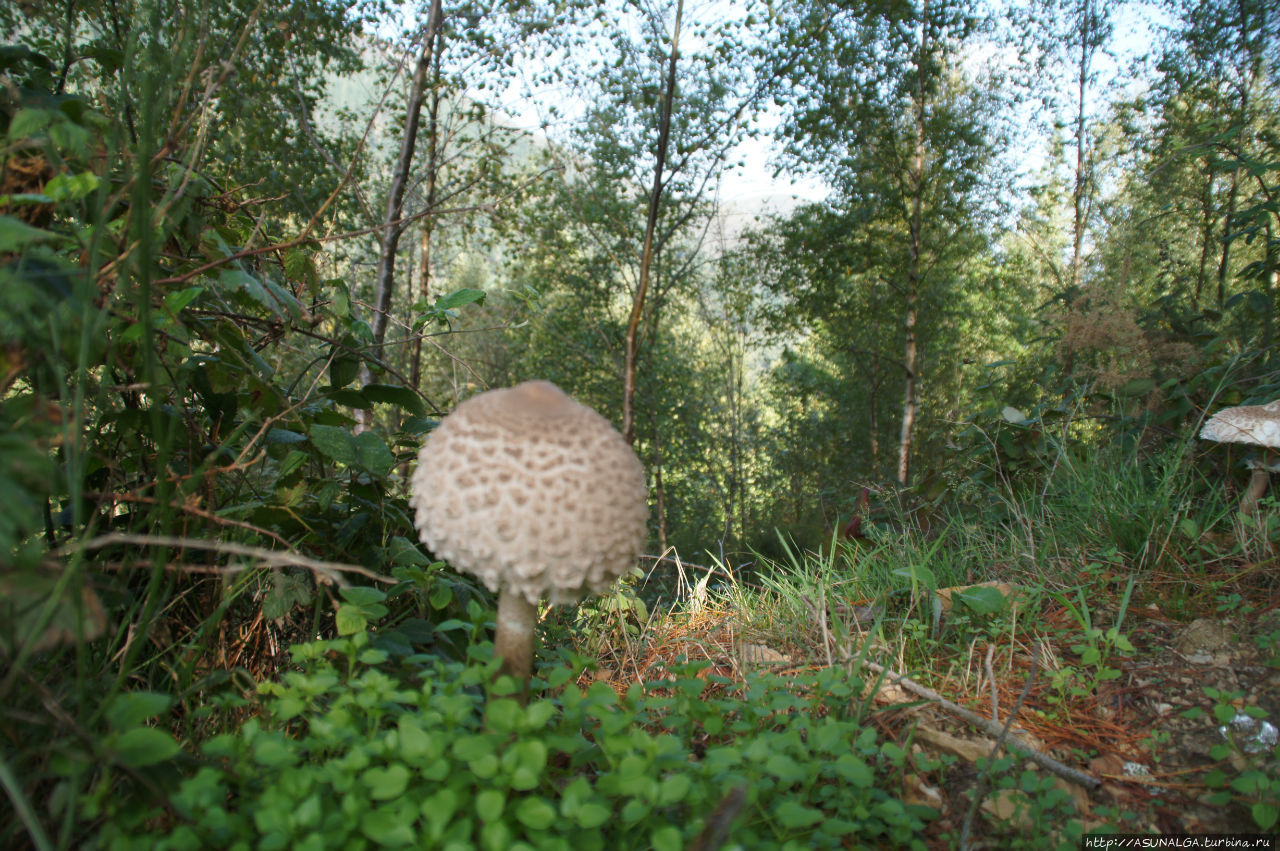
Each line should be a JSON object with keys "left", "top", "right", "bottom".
{"left": 771, "top": 0, "right": 1007, "bottom": 486}
{"left": 495, "top": 0, "right": 771, "bottom": 545}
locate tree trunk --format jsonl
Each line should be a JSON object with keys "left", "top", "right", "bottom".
{"left": 410, "top": 47, "right": 444, "bottom": 392}
{"left": 897, "top": 291, "right": 918, "bottom": 487}
{"left": 1194, "top": 168, "right": 1216, "bottom": 305}
{"left": 622, "top": 0, "right": 683, "bottom": 446}
{"left": 1216, "top": 169, "right": 1240, "bottom": 309}
{"left": 869, "top": 358, "right": 881, "bottom": 480}
{"left": 370, "top": 0, "right": 443, "bottom": 349}
{"left": 898, "top": 0, "right": 927, "bottom": 488}
{"left": 652, "top": 419, "right": 668, "bottom": 552}
{"left": 1070, "top": 0, "right": 1094, "bottom": 291}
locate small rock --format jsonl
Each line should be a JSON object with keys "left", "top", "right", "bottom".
{"left": 739, "top": 643, "right": 789, "bottom": 665}
{"left": 1175, "top": 618, "right": 1233, "bottom": 655}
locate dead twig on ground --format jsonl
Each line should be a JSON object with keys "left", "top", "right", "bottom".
{"left": 860, "top": 658, "right": 1101, "bottom": 791}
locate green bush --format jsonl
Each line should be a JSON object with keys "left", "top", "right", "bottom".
{"left": 87, "top": 588, "right": 934, "bottom": 850}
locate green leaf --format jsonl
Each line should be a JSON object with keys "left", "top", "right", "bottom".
{"left": 262, "top": 570, "right": 311, "bottom": 620}
{"left": 506, "top": 740, "right": 548, "bottom": 790}
{"left": 363, "top": 383, "right": 426, "bottom": 416}
{"left": 452, "top": 734, "right": 498, "bottom": 762}
{"left": 329, "top": 354, "right": 361, "bottom": 389}
{"left": 955, "top": 586, "right": 1008, "bottom": 616}
{"left": 364, "top": 764, "right": 411, "bottom": 800}
{"left": 278, "top": 449, "right": 308, "bottom": 478}
{"left": 892, "top": 562, "right": 936, "bottom": 589}
{"left": 162, "top": 285, "right": 204, "bottom": 316}
{"left": 49, "top": 121, "right": 90, "bottom": 156}
{"left": 434, "top": 288, "right": 486, "bottom": 310}
{"left": 1252, "top": 802, "right": 1278, "bottom": 830}
{"left": 42, "top": 171, "right": 100, "bottom": 202}
{"left": 573, "top": 802, "right": 611, "bottom": 829}
{"left": 514, "top": 797, "right": 556, "bottom": 831}
{"left": 267, "top": 428, "right": 307, "bottom": 445}
{"left": 764, "top": 753, "right": 807, "bottom": 785}
{"left": 831, "top": 753, "right": 873, "bottom": 786}
{"left": 8, "top": 108, "right": 54, "bottom": 141}
{"left": 388, "top": 536, "right": 429, "bottom": 567}
{"left": 251, "top": 734, "right": 297, "bottom": 767}
{"left": 0, "top": 215, "right": 56, "bottom": 252}
{"left": 469, "top": 752, "right": 499, "bottom": 779}
{"left": 341, "top": 586, "right": 387, "bottom": 607}
{"left": 650, "top": 825, "right": 682, "bottom": 851}
{"left": 397, "top": 717, "right": 432, "bottom": 760}
{"left": 361, "top": 802, "right": 416, "bottom": 847}
{"left": 106, "top": 692, "right": 173, "bottom": 731}
{"left": 475, "top": 789, "right": 505, "bottom": 822}
{"left": 219, "top": 269, "right": 280, "bottom": 316}
{"left": 335, "top": 604, "right": 366, "bottom": 636}
{"left": 486, "top": 699, "right": 522, "bottom": 735}
{"left": 355, "top": 431, "right": 395, "bottom": 477}
{"left": 310, "top": 424, "right": 356, "bottom": 466}
{"left": 775, "top": 800, "right": 824, "bottom": 829}
{"left": 328, "top": 388, "right": 370, "bottom": 409}
{"left": 108, "top": 726, "right": 181, "bottom": 768}
{"left": 657, "top": 773, "right": 691, "bottom": 805}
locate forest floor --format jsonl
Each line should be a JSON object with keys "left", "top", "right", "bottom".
{"left": 584, "top": 571, "right": 1280, "bottom": 843}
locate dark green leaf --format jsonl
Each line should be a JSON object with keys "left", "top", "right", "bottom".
{"left": 309, "top": 424, "right": 356, "bottom": 465}
{"left": 109, "top": 727, "right": 181, "bottom": 768}
{"left": 363, "top": 383, "right": 426, "bottom": 416}
{"left": 106, "top": 692, "right": 173, "bottom": 731}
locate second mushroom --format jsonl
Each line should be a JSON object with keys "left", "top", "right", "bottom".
{"left": 1200, "top": 399, "right": 1280, "bottom": 515}
{"left": 410, "top": 380, "right": 649, "bottom": 698}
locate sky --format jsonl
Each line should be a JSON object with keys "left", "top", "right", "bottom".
{"left": 373, "top": 0, "right": 1167, "bottom": 226}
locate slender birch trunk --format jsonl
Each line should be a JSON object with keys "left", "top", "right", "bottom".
{"left": 897, "top": 0, "right": 927, "bottom": 487}
{"left": 622, "top": 0, "right": 683, "bottom": 446}
{"left": 370, "top": 0, "right": 443, "bottom": 349}
{"left": 410, "top": 47, "right": 443, "bottom": 392}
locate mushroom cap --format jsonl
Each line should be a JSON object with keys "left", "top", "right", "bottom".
{"left": 1200, "top": 399, "right": 1280, "bottom": 448}
{"left": 410, "top": 380, "right": 648, "bottom": 606}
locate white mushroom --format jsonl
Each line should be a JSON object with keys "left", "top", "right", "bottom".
{"left": 1200, "top": 399, "right": 1280, "bottom": 515}
{"left": 410, "top": 380, "right": 648, "bottom": 697}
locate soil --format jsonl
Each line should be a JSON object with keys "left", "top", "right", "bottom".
{"left": 873, "top": 601, "right": 1280, "bottom": 842}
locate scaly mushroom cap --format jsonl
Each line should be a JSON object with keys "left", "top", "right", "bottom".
{"left": 411, "top": 380, "right": 649, "bottom": 606}
{"left": 1200, "top": 400, "right": 1280, "bottom": 447}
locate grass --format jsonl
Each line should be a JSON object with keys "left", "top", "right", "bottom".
{"left": 572, "top": 435, "right": 1280, "bottom": 841}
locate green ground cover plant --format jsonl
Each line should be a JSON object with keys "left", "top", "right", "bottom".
{"left": 86, "top": 587, "right": 933, "bottom": 851}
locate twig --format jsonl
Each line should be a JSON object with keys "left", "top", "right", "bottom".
{"left": 687, "top": 785, "right": 748, "bottom": 851}
{"left": 985, "top": 644, "right": 999, "bottom": 723}
{"left": 859, "top": 658, "right": 1100, "bottom": 791}
{"left": 961, "top": 646, "right": 1040, "bottom": 849}
{"left": 58, "top": 533, "right": 395, "bottom": 587}
{"left": 83, "top": 491, "right": 293, "bottom": 551}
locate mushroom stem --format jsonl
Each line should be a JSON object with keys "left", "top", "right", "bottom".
{"left": 1240, "top": 465, "right": 1272, "bottom": 516}
{"left": 494, "top": 587, "right": 537, "bottom": 702}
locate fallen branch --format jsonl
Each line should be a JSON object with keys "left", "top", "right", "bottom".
{"left": 58, "top": 533, "right": 396, "bottom": 588}
{"left": 860, "top": 659, "right": 1101, "bottom": 791}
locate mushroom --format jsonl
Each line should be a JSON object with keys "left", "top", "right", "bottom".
{"left": 410, "top": 380, "right": 648, "bottom": 699}
{"left": 1199, "top": 399, "right": 1280, "bottom": 515}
